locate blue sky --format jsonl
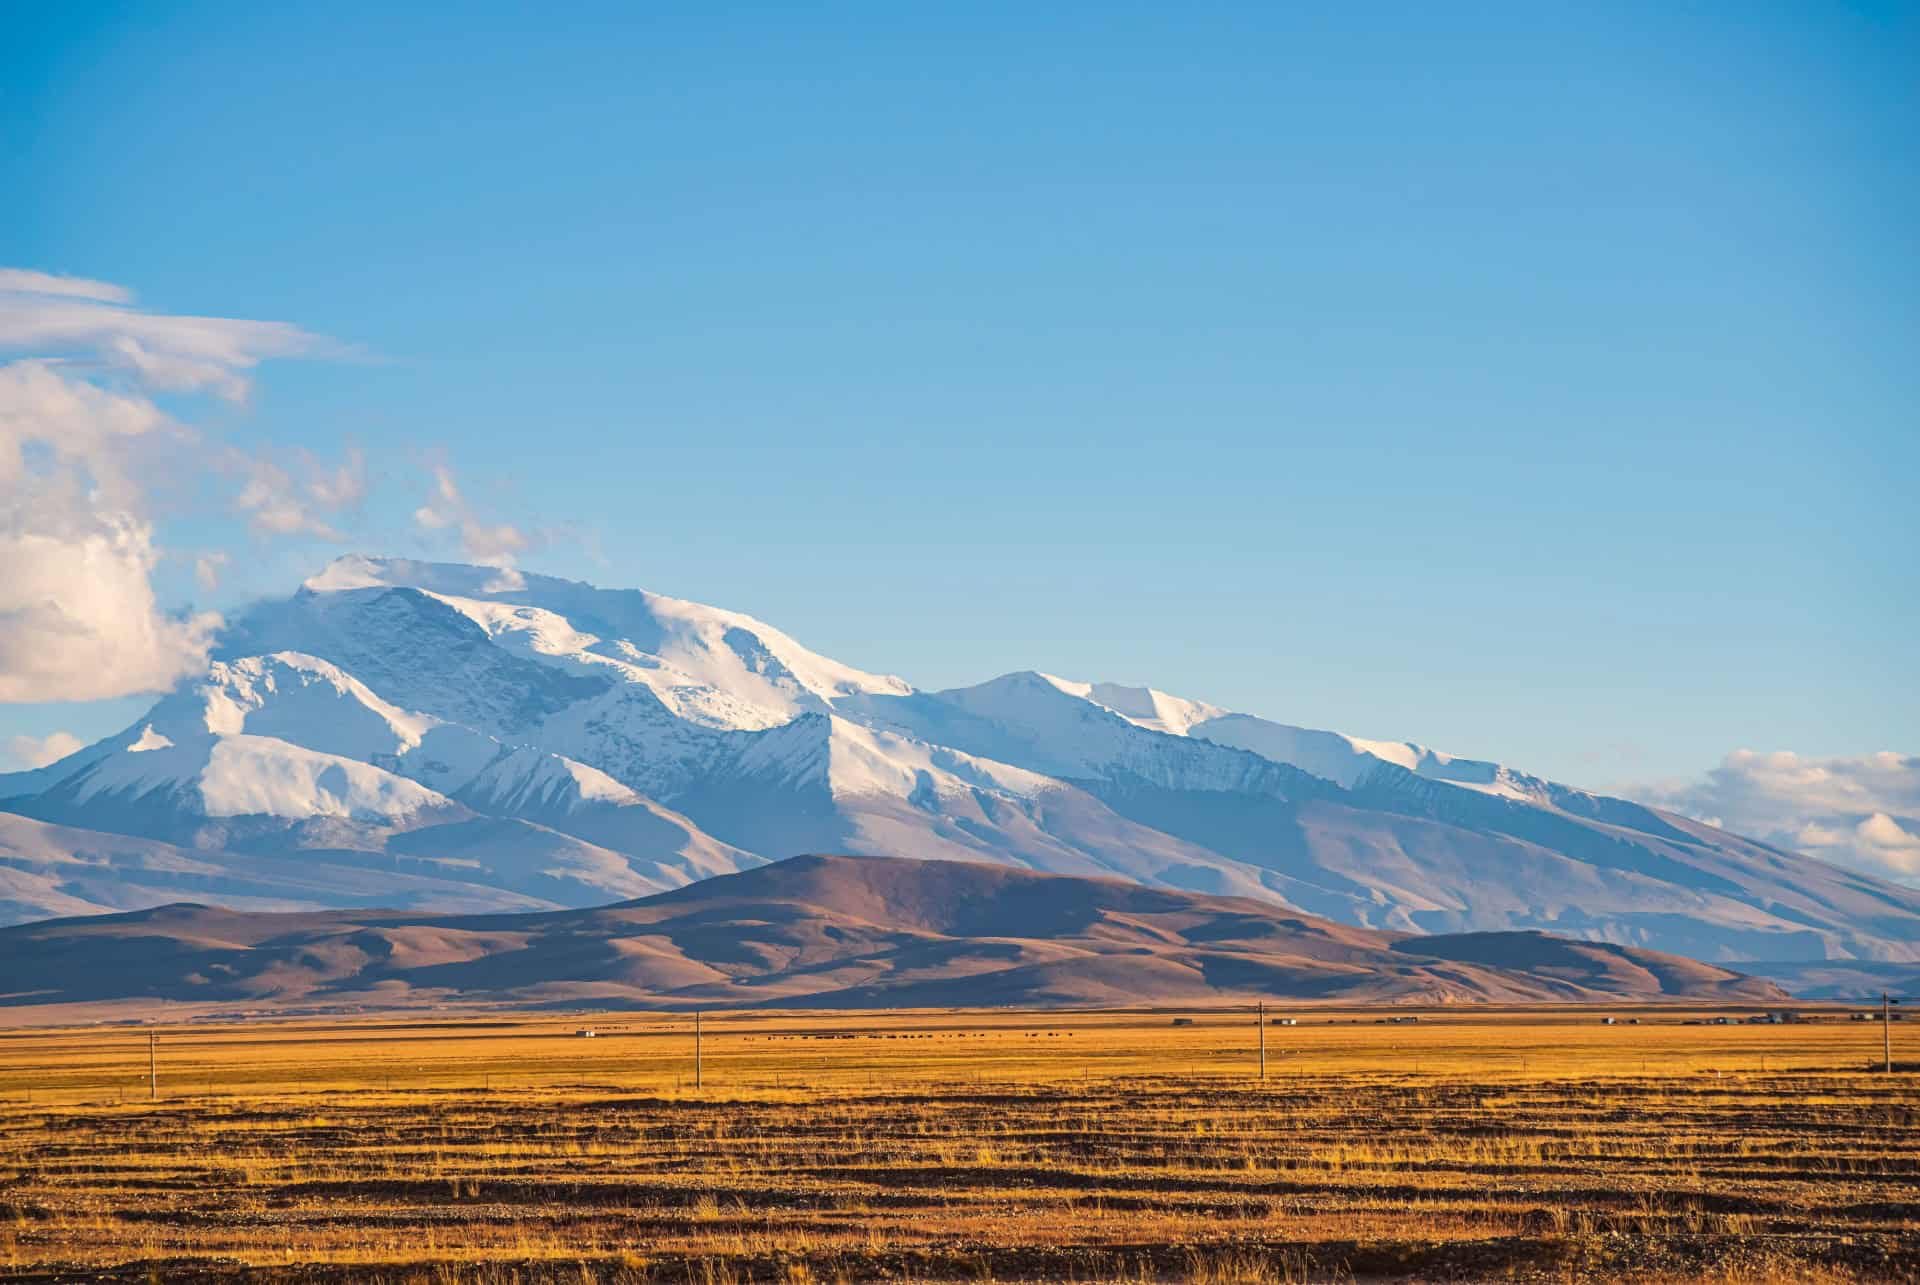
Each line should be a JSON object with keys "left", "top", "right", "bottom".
{"left": 4, "top": 0, "right": 1915, "bottom": 788}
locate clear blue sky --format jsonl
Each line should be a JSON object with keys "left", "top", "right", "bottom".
{"left": 6, "top": 0, "right": 1916, "bottom": 785}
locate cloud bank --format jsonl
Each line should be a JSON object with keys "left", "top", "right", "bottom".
{"left": 0, "top": 271, "right": 325, "bottom": 701}
{"left": 1631, "top": 750, "right": 1920, "bottom": 884}
{"left": 2, "top": 729, "right": 84, "bottom": 770}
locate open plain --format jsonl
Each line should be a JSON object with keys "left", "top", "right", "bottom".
{"left": 0, "top": 1007, "right": 1914, "bottom": 1282}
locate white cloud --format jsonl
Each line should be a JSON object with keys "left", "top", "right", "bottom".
{"left": 0, "top": 284, "right": 325, "bottom": 403}
{"left": 0, "top": 521, "right": 222, "bottom": 701}
{"left": 2, "top": 729, "right": 84, "bottom": 770}
{"left": 1854, "top": 812, "right": 1920, "bottom": 870}
{"left": 0, "top": 269, "right": 132, "bottom": 304}
{"left": 413, "top": 460, "right": 529, "bottom": 570}
{"left": 1630, "top": 750, "right": 1920, "bottom": 883}
{"left": 230, "top": 444, "right": 368, "bottom": 540}
{"left": 0, "top": 269, "right": 327, "bottom": 702}
{"left": 0, "top": 359, "right": 176, "bottom": 512}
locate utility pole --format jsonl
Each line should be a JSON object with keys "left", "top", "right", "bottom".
{"left": 1257, "top": 1002, "right": 1266, "bottom": 1080}
{"left": 148, "top": 1030, "right": 157, "bottom": 1100}
{"left": 695, "top": 1010, "right": 703, "bottom": 1090}
{"left": 1887, "top": 992, "right": 1894, "bottom": 1074}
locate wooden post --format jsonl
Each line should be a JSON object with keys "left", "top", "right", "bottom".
{"left": 695, "top": 1010, "right": 703, "bottom": 1090}
{"left": 1257, "top": 1002, "right": 1266, "bottom": 1080}
{"left": 1886, "top": 992, "right": 1894, "bottom": 1074}
{"left": 148, "top": 1030, "right": 156, "bottom": 1101}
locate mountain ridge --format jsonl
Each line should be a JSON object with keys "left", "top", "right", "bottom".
{"left": 3, "top": 555, "right": 1916, "bottom": 981}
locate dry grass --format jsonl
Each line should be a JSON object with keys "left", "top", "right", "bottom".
{"left": 0, "top": 1007, "right": 1912, "bottom": 1281}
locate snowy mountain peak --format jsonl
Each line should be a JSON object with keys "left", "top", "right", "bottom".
{"left": 823, "top": 717, "right": 1058, "bottom": 803}
{"left": 303, "top": 555, "right": 912, "bottom": 723}
{"left": 187, "top": 652, "right": 434, "bottom": 758}
{"left": 304, "top": 553, "right": 519, "bottom": 596}
{"left": 1187, "top": 712, "right": 1547, "bottom": 799}
{"left": 1037, "top": 674, "right": 1228, "bottom": 736}
{"left": 457, "top": 745, "right": 645, "bottom": 813}
{"left": 5, "top": 556, "right": 1915, "bottom": 971}
{"left": 1012, "top": 668, "right": 1543, "bottom": 800}
{"left": 63, "top": 731, "right": 455, "bottom": 825}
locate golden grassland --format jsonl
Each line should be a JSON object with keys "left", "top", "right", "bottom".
{"left": 0, "top": 1006, "right": 1913, "bottom": 1282}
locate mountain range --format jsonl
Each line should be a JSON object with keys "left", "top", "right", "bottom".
{"left": 2, "top": 556, "right": 1915, "bottom": 996}
{"left": 0, "top": 854, "right": 1788, "bottom": 1018}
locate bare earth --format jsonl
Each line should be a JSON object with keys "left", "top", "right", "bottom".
{"left": 0, "top": 856, "right": 1791, "bottom": 1022}
{"left": 0, "top": 1007, "right": 1914, "bottom": 1282}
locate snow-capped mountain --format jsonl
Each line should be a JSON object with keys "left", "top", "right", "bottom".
{"left": 4, "top": 556, "right": 1916, "bottom": 977}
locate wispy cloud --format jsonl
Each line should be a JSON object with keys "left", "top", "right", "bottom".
{"left": 0, "top": 283, "right": 326, "bottom": 403}
{"left": 0, "top": 270, "right": 330, "bottom": 701}
{"left": 1628, "top": 749, "right": 1920, "bottom": 884}
{"left": 194, "top": 551, "right": 230, "bottom": 593}
{"left": 412, "top": 457, "right": 530, "bottom": 586}
{"left": 0, "top": 269, "right": 133, "bottom": 305}
{"left": 230, "top": 444, "right": 368, "bottom": 541}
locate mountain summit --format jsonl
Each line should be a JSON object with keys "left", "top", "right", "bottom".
{"left": 3, "top": 557, "right": 1915, "bottom": 980}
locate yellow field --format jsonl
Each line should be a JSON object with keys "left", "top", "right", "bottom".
{"left": 0, "top": 1007, "right": 1914, "bottom": 1282}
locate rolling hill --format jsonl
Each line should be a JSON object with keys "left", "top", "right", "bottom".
{"left": 0, "top": 854, "right": 1788, "bottom": 1021}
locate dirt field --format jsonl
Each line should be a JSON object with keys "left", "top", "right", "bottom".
{"left": 0, "top": 1007, "right": 1914, "bottom": 1282}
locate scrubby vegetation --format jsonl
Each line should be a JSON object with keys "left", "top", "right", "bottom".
{"left": 0, "top": 1009, "right": 1912, "bottom": 1281}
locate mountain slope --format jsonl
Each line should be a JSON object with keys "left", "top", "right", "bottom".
{"left": 0, "top": 811, "right": 558, "bottom": 919}
{"left": 0, "top": 855, "right": 1787, "bottom": 1019}
{"left": 3, "top": 555, "right": 1916, "bottom": 970}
